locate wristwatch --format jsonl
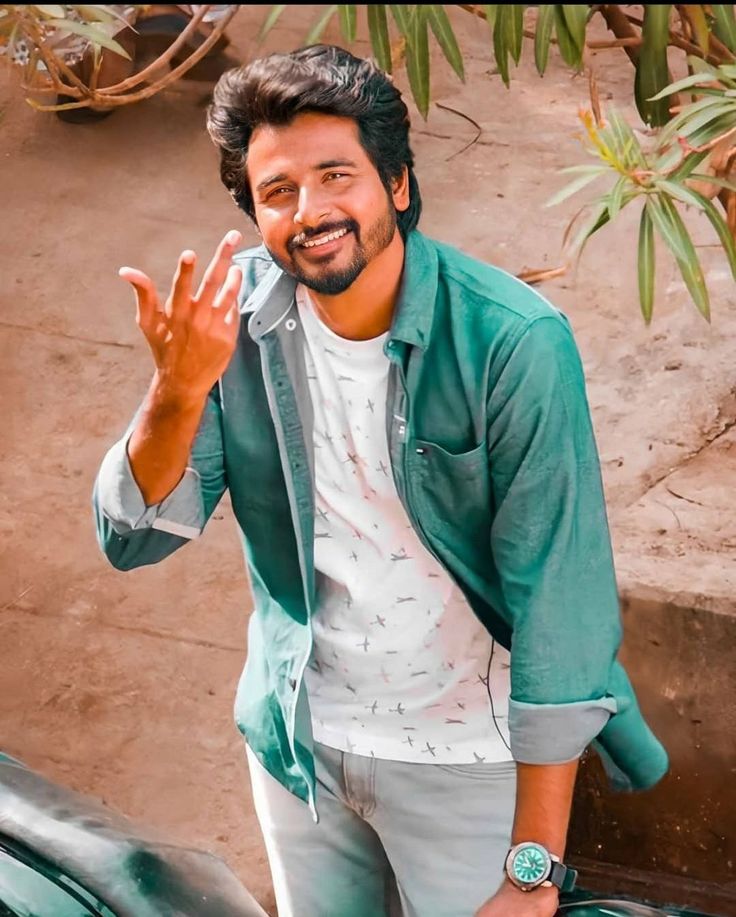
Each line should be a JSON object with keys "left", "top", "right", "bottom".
{"left": 504, "top": 842, "right": 578, "bottom": 893}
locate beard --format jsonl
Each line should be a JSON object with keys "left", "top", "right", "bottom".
{"left": 267, "top": 199, "right": 398, "bottom": 295}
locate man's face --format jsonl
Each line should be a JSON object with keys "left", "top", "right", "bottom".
{"left": 247, "top": 112, "right": 408, "bottom": 295}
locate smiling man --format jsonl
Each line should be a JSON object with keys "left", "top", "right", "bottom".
{"left": 93, "top": 45, "right": 668, "bottom": 917}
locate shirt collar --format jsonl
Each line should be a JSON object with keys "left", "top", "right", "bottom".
{"left": 245, "top": 229, "right": 438, "bottom": 348}
{"left": 388, "top": 230, "right": 438, "bottom": 351}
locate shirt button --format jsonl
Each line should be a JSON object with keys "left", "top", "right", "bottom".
{"left": 285, "top": 318, "right": 297, "bottom": 331}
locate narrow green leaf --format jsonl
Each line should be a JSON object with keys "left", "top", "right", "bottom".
{"left": 258, "top": 4, "right": 287, "bottom": 41}
{"left": 647, "top": 194, "right": 710, "bottom": 319}
{"left": 712, "top": 5, "right": 736, "bottom": 54}
{"left": 483, "top": 5, "right": 497, "bottom": 31}
{"left": 73, "top": 6, "right": 118, "bottom": 24}
{"left": 338, "top": 5, "right": 357, "bottom": 43}
{"left": 559, "top": 164, "right": 611, "bottom": 175}
{"left": 427, "top": 5, "right": 464, "bottom": 81}
{"left": 405, "top": 6, "right": 430, "bottom": 118}
{"left": 367, "top": 4, "right": 392, "bottom": 73}
{"left": 560, "top": 5, "right": 588, "bottom": 56}
{"left": 638, "top": 205, "right": 655, "bottom": 323}
{"left": 634, "top": 4, "right": 672, "bottom": 127}
{"left": 669, "top": 102, "right": 736, "bottom": 141}
{"left": 649, "top": 70, "right": 721, "bottom": 101}
{"left": 534, "top": 5, "right": 555, "bottom": 77}
{"left": 305, "top": 5, "right": 338, "bottom": 45}
{"left": 656, "top": 179, "right": 736, "bottom": 280}
{"left": 492, "top": 5, "right": 511, "bottom": 86}
{"left": 32, "top": 5, "right": 65, "bottom": 17}
{"left": 390, "top": 4, "right": 411, "bottom": 37}
{"left": 688, "top": 173, "right": 736, "bottom": 193}
{"left": 685, "top": 5, "right": 710, "bottom": 54}
{"left": 45, "top": 18, "right": 131, "bottom": 58}
{"left": 607, "top": 176, "right": 628, "bottom": 220}
{"left": 507, "top": 5, "right": 524, "bottom": 64}
{"left": 545, "top": 170, "right": 605, "bottom": 207}
{"left": 554, "top": 5, "right": 584, "bottom": 70}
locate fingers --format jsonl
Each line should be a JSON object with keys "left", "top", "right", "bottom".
{"left": 118, "top": 267, "right": 159, "bottom": 327}
{"left": 165, "top": 250, "right": 196, "bottom": 320}
{"left": 213, "top": 264, "right": 243, "bottom": 316}
{"left": 195, "top": 229, "right": 242, "bottom": 307}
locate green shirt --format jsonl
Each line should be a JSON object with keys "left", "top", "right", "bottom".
{"left": 94, "top": 230, "right": 668, "bottom": 817}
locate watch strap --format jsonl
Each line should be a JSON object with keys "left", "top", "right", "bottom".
{"left": 549, "top": 860, "right": 578, "bottom": 893}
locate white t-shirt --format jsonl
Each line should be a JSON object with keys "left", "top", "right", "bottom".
{"left": 297, "top": 285, "right": 513, "bottom": 764}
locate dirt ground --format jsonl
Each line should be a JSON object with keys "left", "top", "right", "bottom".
{"left": 2, "top": 6, "right": 735, "bottom": 915}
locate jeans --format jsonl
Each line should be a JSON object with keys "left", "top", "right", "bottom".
{"left": 246, "top": 741, "right": 516, "bottom": 917}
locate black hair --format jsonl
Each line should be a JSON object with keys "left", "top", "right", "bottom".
{"left": 206, "top": 44, "right": 421, "bottom": 237}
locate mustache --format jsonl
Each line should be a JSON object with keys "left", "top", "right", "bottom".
{"left": 288, "top": 219, "right": 359, "bottom": 252}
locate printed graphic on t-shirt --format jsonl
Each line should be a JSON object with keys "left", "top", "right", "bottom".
{"left": 297, "top": 285, "right": 513, "bottom": 764}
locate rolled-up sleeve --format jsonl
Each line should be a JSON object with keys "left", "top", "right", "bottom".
{"left": 96, "top": 436, "right": 204, "bottom": 540}
{"left": 93, "top": 388, "right": 226, "bottom": 571}
{"left": 487, "top": 314, "right": 622, "bottom": 764}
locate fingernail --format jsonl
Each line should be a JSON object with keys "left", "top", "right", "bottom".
{"left": 227, "top": 230, "right": 242, "bottom": 246}
{"left": 118, "top": 267, "right": 131, "bottom": 277}
{"left": 181, "top": 250, "right": 195, "bottom": 264}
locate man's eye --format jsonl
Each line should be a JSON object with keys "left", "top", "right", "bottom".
{"left": 326, "top": 172, "right": 349, "bottom": 181}
{"left": 267, "top": 187, "right": 293, "bottom": 199}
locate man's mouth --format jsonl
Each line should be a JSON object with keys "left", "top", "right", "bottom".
{"left": 293, "top": 226, "right": 350, "bottom": 250}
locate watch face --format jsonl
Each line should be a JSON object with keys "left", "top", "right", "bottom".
{"left": 511, "top": 844, "right": 551, "bottom": 886}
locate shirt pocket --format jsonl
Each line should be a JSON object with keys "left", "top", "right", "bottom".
{"left": 409, "top": 438, "right": 492, "bottom": 552}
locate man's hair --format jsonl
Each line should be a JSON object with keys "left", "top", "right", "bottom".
{"left": 206, "top": 44, "right": 422, "bottom": 237}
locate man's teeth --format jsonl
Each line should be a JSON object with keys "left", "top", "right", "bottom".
{"left": 301, "top": 228, "right": 348, "bottom": 248}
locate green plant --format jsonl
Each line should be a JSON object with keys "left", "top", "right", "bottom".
{"left": 260, "top": 4, "right": 736, "bottom": 321}
{"left": 0, "top": 4, "right": 239, "bottom": 112}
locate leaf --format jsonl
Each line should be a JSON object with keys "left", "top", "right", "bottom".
{"left": 45, "top": 18, "right": 131, "bottom": 58}
{"left": 483, "top": 5, "right": 497, "bottom": 31}
{"left": 648, "top": 70, "right": 721, "bottom": 101}
{"left": 688, "top": 173, "right": 736, "bottom": 193}
{"left": 405, "top": 6, "right": 430, "bottom": 118}
{"left": 560, "top": 5, "right": 588, "bottom": 56}
{"left": 607, "top": 176, "right": 628, "bottom": 220}
{"left": 367, "top": 4, "right": 392, "bottom": 72}
{"left": 32, "top": 5, "right": 65, "bottom": 17}
{"left": 338, "top": 5, "right": 357, "bottom": 44}
{"left": 73, "top": 6, "right": 118, "bottom": 24}
{"left": 426, "top": 5, "right": 464, "bottom": 81}
{"left": 712, "top": 5, "right": 736, "bottom": 55}
{"left": 682, "top": 4, "right": 709, "bottom": 54}
{"left": 554, "top": 5, "right": 585, "bottom": 70}
{"left": 493, "top": 5, "right": 523, "bottom": 86}
{"left": 258, "top": 4, "right": 287, "bottom": 41}
{"left": 545, "top": 170, "right": 606, "bottom": 207}
{"left": 389, "top": 4, "right": 411, "bottom": 37}
{"left": 656, "top": 179, "right": 736, "bottom": 280}
{"left": 638, "top": 205, "right": 655, "bottom": 323}
{"left": 647, "top": 194, "right": 710, "bottom": 320}
{"left": 305, "top": 5, "right": 338, "bottom": 45}
{"left": 534, "top": 5, "right": 555, "bottom": 77}
{"left": 559, "top": 164, "right": 611, "bottom": 175}
{"left": 634, "top": 4, "right": 672, "bottom": 127}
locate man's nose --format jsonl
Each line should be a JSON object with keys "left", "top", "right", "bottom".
{"left": 294, "top": 186, "right": 330, "bottom": 228}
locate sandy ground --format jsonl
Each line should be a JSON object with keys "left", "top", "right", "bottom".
{"left": 2, "top": 6, "right": 735, "bottom": 914}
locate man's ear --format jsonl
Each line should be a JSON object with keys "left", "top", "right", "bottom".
{"left": 391, "top": 166, "right": 410, "bottom": 213}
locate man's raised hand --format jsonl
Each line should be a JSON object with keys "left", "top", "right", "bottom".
{"left": 119, "top": 229, "right": 244, "bottom": 402}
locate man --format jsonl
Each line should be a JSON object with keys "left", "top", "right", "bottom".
{"left": 94, "top": 45, "right": 667, "bottom": 917}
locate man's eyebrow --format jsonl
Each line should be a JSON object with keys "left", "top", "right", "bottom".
{"left": 316, "top": 159, "right": 358, "bottom": 170}
{"left": 256, "top": 172, "right": 288, "bottom": 193}
{"left": 255, "top": 160, "right": 359, "bottom": 194}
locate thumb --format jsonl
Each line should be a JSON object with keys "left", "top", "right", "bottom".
{"left": 119, "top": 267, "right": 159, "bottom": 327}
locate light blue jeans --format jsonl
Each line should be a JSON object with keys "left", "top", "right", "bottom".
{"left": 246, "top": 742, "right": 516, "bottom": 917}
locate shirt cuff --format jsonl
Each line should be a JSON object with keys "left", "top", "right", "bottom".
{"left": 508, "top": 696, "right": 618, "bottom": 764}
{"left": 96, "top": 437, "right": 204, "bottom": 540}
